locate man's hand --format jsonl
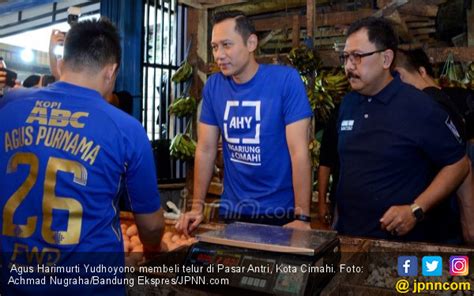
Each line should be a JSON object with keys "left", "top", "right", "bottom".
{"left": 175, "top": 210, "right": 204, "bottom": 236}
{"left": 50, "top": 29, "right": 65, "bottom": 52}
{"left": 283, "top": 220, "right": 311, "bottom": 230}
{"left": 380, "top": 205, "right": 416, "bottom": 236}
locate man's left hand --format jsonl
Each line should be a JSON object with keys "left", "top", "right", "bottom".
{"left": 283, "top": 220, "right": 311, "bottom": 230}
{"left": 380, "top": 205, "right": 416, "bottom": 236}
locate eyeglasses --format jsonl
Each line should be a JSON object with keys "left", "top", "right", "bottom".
{"left": 339, "top": 49, "right": 386, "bottom": 65}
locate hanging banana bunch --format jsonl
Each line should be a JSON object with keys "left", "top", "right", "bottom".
{"left": 288, "top": 44, "right": 321, "bottom": 75}
{"left": 169, "top": 96, "right": 196, "bottom": 117}
{"left": 439, "top": 52, "right": 467, "bottom": 89}
{"left": 464, "top": 62, "right": 474, "bottom": 90}
{"left": 170, "top": 133, "right": 197, "bottom": 160}
{"left": 320, "top": 68, "right": 350, "bottom": 104}
{"left": 171, "top": 61, "right": 193, "bottom": 83}
{"left": 308, "top": 138, "right": 321, "bottom": 168}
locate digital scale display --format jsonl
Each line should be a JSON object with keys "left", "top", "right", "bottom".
{"left": 189, "top": 247, "right": 215, "bottom": 265}
{"left": 215, "top": 253, "right": 241, "bottom": 266}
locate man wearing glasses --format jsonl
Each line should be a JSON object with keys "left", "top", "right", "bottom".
{"left": 335, "top": 17, "right": 469, "bottom": 242}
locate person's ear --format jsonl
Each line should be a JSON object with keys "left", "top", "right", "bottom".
{"left": 418, "top": 66, "right": 428, "bottom": 78}
{"left": 382, "top": 49, "right": 394, "bottom": 69}
{"left": 57, "top": 59, "right": 64, "bottom": 77}
{"left": 246, "top": 34, "right": 258, "bottom": 52}
{"left": 105, "top": 63, "right": 118, "bottom": 82}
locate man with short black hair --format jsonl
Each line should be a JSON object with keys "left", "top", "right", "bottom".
{"left": 336, "top": 17, "right": 469, "bottom": 242}
{"left": 177, "top": 11, "right": 312, "bottom": 233}
{"left": 395, "top": 48, "right": 473, "bottom": 243}
{"left": 0, "top": 18, "right": 164, "bottom": 295}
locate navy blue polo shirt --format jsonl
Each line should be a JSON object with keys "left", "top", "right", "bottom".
{"left": 335, "top": 74, "right": 465, "bottom": 241}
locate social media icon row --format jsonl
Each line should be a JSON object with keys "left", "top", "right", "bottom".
{"left": 397, "top": 256, "right": 469, "bottom": 276}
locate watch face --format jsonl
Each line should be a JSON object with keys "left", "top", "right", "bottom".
{"left": 413, "top": 208, "right": 424, "bottom": 221}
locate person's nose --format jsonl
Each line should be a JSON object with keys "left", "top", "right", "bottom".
{"left": 344, "top": 59, "right": 356, "bottom": 72}
{"left": 213, "top": 45, "right": 226, "bottom": 61}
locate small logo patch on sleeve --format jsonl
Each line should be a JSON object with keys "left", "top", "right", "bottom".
{"left": 445, "top": 116, "right": 462, "bottom": 143}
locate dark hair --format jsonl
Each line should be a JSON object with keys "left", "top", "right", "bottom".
{"left": 41, "top": 74, "right": 56, "bottom": 87}
{"left": 396, "top": 48, "right": 435, "bottom": 77}
{"left": 23, "top": 74, "right": 40, "bottom": 88}
{"left": 63, "top": 17, "right": 121, "bottom": 72}
{"left": 115, "top": 90, "right": 133, "bottom": 115}
{"left": 211, "top": 10, "right": 256, "bottom": 43}
{"left": 346, "top": 17, "right": 398, "bottom": 58}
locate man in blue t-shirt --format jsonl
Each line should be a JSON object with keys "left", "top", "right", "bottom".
{"left": 177, "top": 11, "right": 312, "bottom": 234}
{"left": 336, "top": 17, "right": 469, "bottom": 242}
{"left": 0, "top": 18, "right": 164, "bottom": 295}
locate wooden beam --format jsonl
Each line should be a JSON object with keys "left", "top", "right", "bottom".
{"left": 253, "top": 9, "right": 374, "bottom": 32}
{"left": 410, "top": 27, "right": 436, "bottom": 35}
{"left": 179, "top": 0, "right": 249, "bottom": 9}
{"left": 386, "top": 10, "right": 413, "bottom": 41}
{"left": 426, "top": 47, "right": 474, "bottom": 63}
{"left": 178, "top": 0, "right": 203, "bottom": 9}
{"left": 203, "top": 0, "right": 249, "bottom": 9}
{"left": 401, "top": 15, "right": 431, "bottom": 22}
{"left": 406, "top": 20, "right": 436, "bottom": 28}
{"left": 186, "top": 7, "right": 207, "bottom": 105}
{"left": 468, "top": 0, "right": 474, "bottom": 47}
{"left": 292, "top": 15, "right": 300, "bottom": 48}
{"left": 317, "top": 9, "right": 374, "bottom": 26}
{"left": 373, "top": 0, "right": 409, "bottom": 17}
{"left": 213, "top": 0, "right": 307, "bottom": 15}
{"left": 399, "top": 3, "right": 438, "bottom": 17}
{"left": 307, "top": 0, "right": 314, "bottom": 38}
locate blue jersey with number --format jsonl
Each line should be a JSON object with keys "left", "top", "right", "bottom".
{"left": 0, "top": 82, "right": 160, "bottom": 295}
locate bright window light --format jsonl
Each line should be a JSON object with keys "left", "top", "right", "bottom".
{"left": 20, "top": 48, "right": 34, "bottom": 62}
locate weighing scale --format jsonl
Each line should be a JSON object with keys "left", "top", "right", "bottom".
{"left": 181, "top": 222, "right": 341, "bottom": 296}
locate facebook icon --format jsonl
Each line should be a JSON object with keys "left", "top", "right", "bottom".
{"left": 398, "top": 256, "right": 418, "bottom": 276}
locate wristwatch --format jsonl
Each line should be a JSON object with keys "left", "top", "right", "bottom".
{"left": 410, "top": 203, "right": 424, "bottom": 222}
{"left": 294, "top": 214, "right": 312, "bottom": 222}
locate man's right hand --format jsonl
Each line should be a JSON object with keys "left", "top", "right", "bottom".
{"left": 176, "top": 210, "right": 204, "bottom": 236}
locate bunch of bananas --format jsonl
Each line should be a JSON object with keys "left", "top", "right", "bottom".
{"left": 288, "top": 45, "right": 321, "bottom": 75}
{"left": 305, "top": 76, "right": 335, "bottom": 123}
{"left": 170, "top": 133, "right": 197, "bottom": 160}
{"left": 169, "top": 96, "right": 196, "bottom": 117}
{"left": 465, "top": 62, "right": 474, "bottom": 89}
{"left": 320, "top": 68, "right": 350, "bottom": 102}
{"left": 171, "top": 61, "right": 193, "bottom": 83}
{"left": 308, "top": 139, "right": 320, "bottom": 168}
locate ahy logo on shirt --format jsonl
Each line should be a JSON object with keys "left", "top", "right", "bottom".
{"left": 340, "top": 120, "right": 354, "bottom": 131}
{"left": 223, "top": 100, "right": 262, "bottom": 166}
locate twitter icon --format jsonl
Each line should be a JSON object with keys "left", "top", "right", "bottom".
{"left": 422, "top": 256, "right": 442, "bottom": 276}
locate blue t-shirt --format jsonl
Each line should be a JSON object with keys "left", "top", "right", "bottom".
{"left": 336, "top": 75, "right": 466, "bottom": 241}
{"left": 0, "top": 82, "right": 160, "bottom": 295}
{"left": 200, "top": 64, "right": 312, "bottom": 217}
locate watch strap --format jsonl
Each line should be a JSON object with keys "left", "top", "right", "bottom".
{"left": 294, "top": 214, "right": 311, "bottom": 222}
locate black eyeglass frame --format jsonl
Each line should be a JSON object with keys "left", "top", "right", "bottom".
{"left": 340, "top": 48, "right": 387, "bottom": 65}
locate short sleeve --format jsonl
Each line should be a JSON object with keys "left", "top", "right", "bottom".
{"left": 124, "top": 124, "right": 161, "bottom": 213}
{"left": 282, "top": 68, "right": 313, "bottom": 125}
{"left": 419, "top": 103, "right": 466, "bottom": 167}
{"left": 199, "top": 77, "right": 218, "bottom": 126}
